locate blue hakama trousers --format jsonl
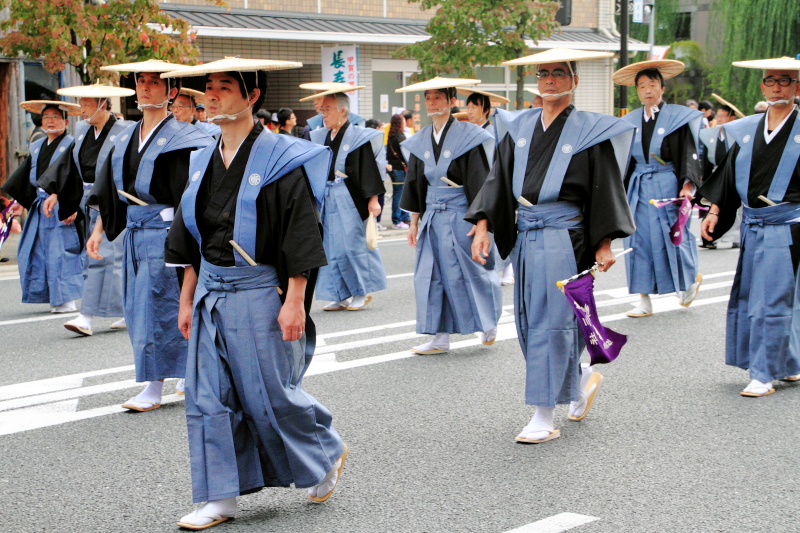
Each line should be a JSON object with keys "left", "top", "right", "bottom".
{"left": 187, "top": 261, "right": 344, "bottom": 503}
{"left": 624, "top": 166, "right": 698, "bottom": 294}
{"left": 414, "top": 188, "right": 502, "bottom": 334}
{"left": 81, "top": 187, "right": 125, "bottom": 317}
{"left": 726, "top": 203, "right": 800, "bottom": 382}
{"left": 123, "top": 204, "right": 186, "bottom": 382}
{"left": 513, "top": 203, "right": 586, "bottom": 407}
{"left": 316, "top": 180, "right": 387, "bottom": 301}
{"left": 17, "top": 195, "right": 83, "bottom": 306}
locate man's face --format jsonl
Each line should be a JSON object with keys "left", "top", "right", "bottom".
{"left": 715, "top": 108, "right": 731, "bottom": 124}
{"left": 321, "top": 96, "right": 347, "bottom": 129}
{"left": 635, "top": 74, "right": 665, "bottom": 107}
{"left": 136, "top": 72, "right": 172, "bottom": 105}
{"left": 761, "top": 69, "right": 800, "bottom": 105}
{"left": 466, "top": 101, "right": 487, "bottom": 125}
{"left": 79, "top": 98, "right": 103, "bottom": 124}
{"left": 205, "top": 72, "right": 254, "bottom": 123}
{"left": 532, "top": 96, "right": 543, "bottom": 109}
{"left": 195, "top": 107, "right": 206, "bottom": 121}
{"left": 423, "top": 90, "right": 453, "bottom": 117}
{"left": 41, "top": 107, "right": 67, "bottom": 136}
{"left": 537, "top": 62, "right": 575, "bottom": 101}
{"left": 314, "top": 97, "right": 324, "bottom": 113}
{"left": 171, "top": 95, "right": 194, "bottom": 123}
{"left": 286, "top": 113, "right": 297, "bottom": 129}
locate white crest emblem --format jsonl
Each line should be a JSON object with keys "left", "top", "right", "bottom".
{"left": 692, "top": 153, "right": 698, "bottom": 160}
{"left": 743, "top": 135, "right": 751, "bottom": 144}
{"left": 191, "top": 171, "right": 201, "bottom": 182}
{"left": 561, "top": 144, "right": 573, "bottom": 154}
{"left": 342, "top": 144, "right": 350, "bottom": 152}
{"left": 794, "top": 135, "right": 800, "bottom": 144}
{"left": 657, "top": 127, "right": 665, "bottom": 135}
{"left": 443, "top": 150, "right": 452, "bottom": 159}
{"left": 424, "top": 150, "right": 431, "bottom": 159}
{"left": 78, "top": 134, "right": 84, "bottom": 141}
{"left": 156, "top": 137, "right": 167, "bottom": 146}
{"left": 59, "top": 147, "right": 65, "bottom": 152}
{"left": 109, "top": 135, "right": 116, "bottom": 141}
{"left": 248, "top": 173, "right": 261, "bottom": 186}
{"left": 34, "top": 149, "right": 39, "bottom": 155}
{"left": 120, "top": 134, "right": 128, "bottom": 142}
{"left": 517, "top": 138, "right": 527, "bottom": 148}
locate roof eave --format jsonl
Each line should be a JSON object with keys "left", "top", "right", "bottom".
{"left": 155, "top": 24, "right": 430, "bottom": 44}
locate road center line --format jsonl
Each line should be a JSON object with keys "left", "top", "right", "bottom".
{"left": 504, "top": 513, "right": 600, "bottom": 533}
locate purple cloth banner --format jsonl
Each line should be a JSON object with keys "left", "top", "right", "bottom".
{"left": 563, "top": 272, "right": 627, "bottom": 365}
{"left": 669, "top": 198, "right": 693, "bottom": 245}
{"left": 0, "top": 200, "right": 17, "bottom": 252}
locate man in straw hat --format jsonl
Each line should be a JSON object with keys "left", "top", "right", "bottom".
{"left": 162, "top": 57, "right": 347, "bottom": 530}
{"left": 304, "top": 84, "right": 388, "bottom": 311}
{"left": 38, "top": 83, "right": 136, "bottom": 336}
{"left": 700, "top": 56, "right": 800, "bottom": 397}
{"left": 1, "top": 100, "right": 85, "bottom": 313}
{"left": 613, "top": 59, "right": 704, "bottom": 317}
{"left": 466, "top": 48, "right": 636, "bottom": 443}
{"left": 173, "top": 88, "right": 221, "bottom": 136}
{"left": 86, "top": 59, "right": 214, "bottom": 410}
{"left": 299, "top": 82, "right": 365, "bottom": 140}
{"left": 396, "top": 77, "right": 501, "bottom": 354}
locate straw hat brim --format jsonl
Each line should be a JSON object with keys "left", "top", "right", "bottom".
{"left": 162, "top": 57, "right": 303, "bottom": 78}
{"left": 179, "top": 88, "right": 205, "bottom": 103}
{"left": 503, "top": 48, "right": 613, "bottom": 67}
{"left": 712, "top": 93, "right": 745, "bottom": 119}
{"left": 299, "top": 82, "right": 359, "bottom": 92}
{"left": 299, "top": 86, "right": 365, "bottom": 102}
{"left": 456, "top": 87, "right": 510, "bottom": 104}
{"left": 20, "top": 100, "right": 82, "bottom": 116}
{"left": 524, "top": 87, "right": 542, "bottom": 96}
{"left": 395, "top": 77, "right": 481, "bottom": 93}
{"left": 57, "top": 84, "right": 134, "bottom": 98}
{"left": 612, "top": 60, "right": 685, "bottom": 86}
{"left": 101, "top": 59, "right": 187, "bottom": 73}
{"left": 452, "top": 112, "right": 469, "bottom": 120}
{"left": 732, "top": 57, "right": 800, "bottom": 71}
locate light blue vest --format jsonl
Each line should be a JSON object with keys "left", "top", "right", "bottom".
{"left": 72, "top": 119, "right": 133, "bottom": 183}
{"left": 623, "top": 104, "right": 702, "bottom": 167}
{"left": 30, "top": 135, "right": 74, "bottom": 189}
{"left": 309, "top": 124, "right": 382, "bottom": 177}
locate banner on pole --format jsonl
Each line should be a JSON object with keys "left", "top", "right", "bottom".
{"left": 321, "top": 45, "right": 360, "bottom": 114}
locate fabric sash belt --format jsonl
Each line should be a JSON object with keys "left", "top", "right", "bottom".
{"left": 424, "top": 188, "right": 467, "bottom": 214}
{"left": 198, "top": 259, "right": 280, "bottom": 295}
{"left": 517, "top": 202, "right": 584, "bottom": 240}
{"left": 633, "top": 162, "right": 675, "bottom": 176}
{"left": 125, "top": 204, "right": 172, "bottom": 231}
{"left": 741, "top": 202, "right": 800, "bottom": 249}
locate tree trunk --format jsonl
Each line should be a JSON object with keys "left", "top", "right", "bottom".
{"left": 515, "top": 64, "right": 525, "bottom": 110}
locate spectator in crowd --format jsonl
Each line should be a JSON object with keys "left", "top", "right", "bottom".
{"left": 255, "top": 109, "right": 270, "bottom": 126}
{"left": 194, "top": 103, "right": 207, "bottom": 122}
{"left": 385, "top": 114, "right": 410, "bottom": 229}
{"left": 402, "top": 109, "right": 415, "bottom": 136}
{"left": 277, "top": 108, "right": 296, "bottom": 135}
{"left": 698, "top": 100, "right": 714, "bottom": 127}
{"left": 685, "top": 99, "right": 699, "bottom": 109}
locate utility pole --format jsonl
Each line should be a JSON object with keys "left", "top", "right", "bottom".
{"left": 620, "top": 0, "right": 628, "bottom": 112}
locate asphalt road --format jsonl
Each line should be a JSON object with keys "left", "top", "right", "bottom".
{"left": 0, "top": 230, "right": 797, "bottom": 533}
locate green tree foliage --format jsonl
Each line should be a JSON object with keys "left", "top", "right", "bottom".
{"left": 0, "top": 0, "right": 223, "bottom": 85}
{"left": 394, "top": 0, "right": 560, "bottom": 109}
{"left": 712, "top": 0, "right": 800, "bottom": 110}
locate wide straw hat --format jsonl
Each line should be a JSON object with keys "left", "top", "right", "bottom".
{"left": 179, "top": 87, "right": 205, "bottom": 104}
{"left": 395, "top": 77, "right": 481, "bottom": 93}
{"left": 524, "top": 87, "right": 542, "bottom": 96}
{"left": 503, "top": 47, "right": 613, "bottom": 67}
{"left": 20, "top": 100, "right": 82, "bottom": 116}
{"left": 456, "top": 87, "right": 510, "bottom": 104}
{"left": 299, "top": 82, "right": 360, "bottom": 92}
{"left": 101, "top": 59, "right": 187, "bottom": 73}
{"left": 57, "top": 81, "right": 135, "bottom": 99}
{"left": 612, "top": 59, "right": 685, "bottom": 86}
{"left": 711, "top": 93, "right": 745, "bottom": 119}
{"left": 299, "top": 84, "right": 365, "bottom": 102}
{"left": 732, "top": 57, "right": 800, "bottom": 70}
{"left": 161, "top": 57, "right": 303, "bottom": 78}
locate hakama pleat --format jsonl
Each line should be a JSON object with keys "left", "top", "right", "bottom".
{"left": 414, "top": 188, "right": 502, "bottom": 334}
{"left": 316, "top": 180, "right": 387, "bottom": 301}
{"left": 725, "top": 203, "right": 800, "bottom": 382}
{"left": 17, "top": 195, "right": 83, "bottom": 306}
{"left": 186, "top": 261, "right": 344, "bottom": 503}
{"left": 80, "top": 187, "right": 125, "bottom": 317}
{"left": 513, "top": 203, "right": 585, "bottom": 407}
{"left": 123, "top": 204, "right": 186, "bottom": 382}
{"left": 624, "top": 165, "right": 698, "bottom": 294}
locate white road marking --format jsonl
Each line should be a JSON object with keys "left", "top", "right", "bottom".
{"left": 505, "top": 512, "right": 599, "bottom": 532}
{"left": 0, "top": 274, "right": 20, "bottom": 281}
{"left": 386, "top": 272, "right": 414, "bottom": 279}
{"left": 0, "top": 312, "right": 79, "bottom": 327}
{"left": 0, "top": 280, "right": 732, "bottom": 435}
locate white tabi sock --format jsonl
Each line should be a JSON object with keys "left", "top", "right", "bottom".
{"left": 500, "top": 263, "right": 514, "bottom": 284}
{"left": 126, "top": 381, "right": 163, "bottom": 408}
{"left": 519, "top": 406, "right": 555, "bottom": 440}
{"left": 349, "top": 294, "right": 368, "bottom": 308}
{"left": 179, "top": 497, "right": 237, "bottom": 527}
{"left": 638, "top": 294, "right": 652, "bottom": 312}
{"left": 569, "top": 363, "right": 593, "bottom": 416}
{"left": 64, "top": 314, "right": 93, "bottom": 336}
{"left": 412, "top": 332, "right": 450, "bottom": 353}
{"left": 307, "top": 457, "right": 342, "bottom": 498}
{"left": 323, "top": 298, "right": 351, "bottom": 310}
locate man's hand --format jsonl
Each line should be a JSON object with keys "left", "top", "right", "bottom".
{"left": 9, "top": 203, "right": 24, "bottom": 218}
{"left": 43, "top": 194, "right": 58, "bottom": 218}
{"left": 368, "top": 196, "right": 381, "bottom": 218}
{"left": 594, "top": 238, "right": 615, "bottom": 273}
{"left": 86, "top": 218, "right": 105, "bottom": 260}
{"left": 701, "top": 204, "right": 720, "bottom": 241}
{"left": 679, "top": 182, "right": 695, "bottom": 201}
{"left": 407, "top": 213, "right": 420, "bottom": 248}
{"left": 61, "top": 212, "right": 77, "bottom": 225}
{"left": 470, "top": 220, "right": 491, "bottom": 265}
{"left": 178, "top": 266, "right": 198, "bottom": 341}
{"left": 278, "top": 276, "right": 308, "bottom": 341}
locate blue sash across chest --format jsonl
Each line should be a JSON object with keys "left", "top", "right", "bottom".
{"left": 72, "top": 121, "right": 132, "bottom": 183}
{"left": 310, "top": 124, "right": 381, "bottom": 178}
{"left": 29, "top": 135, "right": 74, "bottom": 190}
{"left": 624, "top": 104, "right": 702, "bottom": 166}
